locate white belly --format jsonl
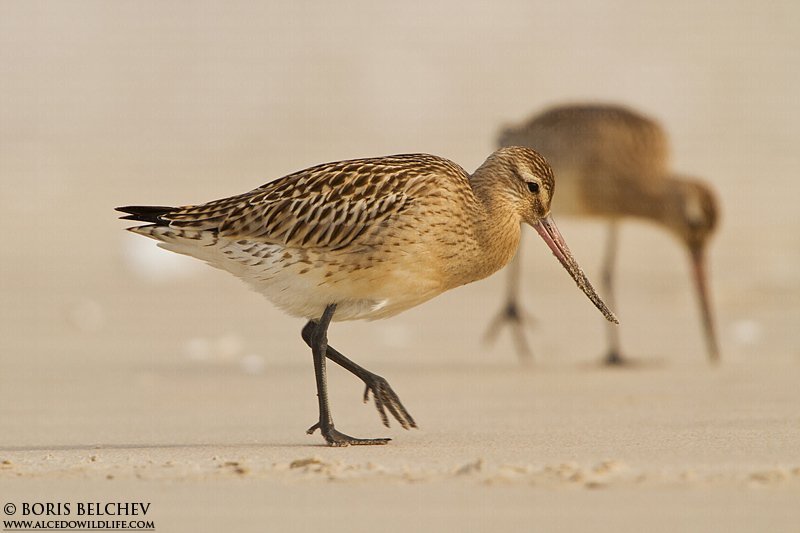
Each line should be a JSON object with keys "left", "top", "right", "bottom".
{"left": 158, "top": 234, "right": 445, "bottom": 322}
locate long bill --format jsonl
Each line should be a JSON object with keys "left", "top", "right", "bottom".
{"left": 689, "top": 245, "right": 720, "bottom": 363}
{"left": 533, "top": 215, "right": 619, "bottom": 324}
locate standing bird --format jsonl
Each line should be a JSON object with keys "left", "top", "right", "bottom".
{"left": 118, "top": 147, "right": 617, "bottom": 446}
{"left": 485, "top": 105, "right": 719, "bottom": 365}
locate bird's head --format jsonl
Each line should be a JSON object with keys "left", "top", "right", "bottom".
{"left": 667, "top": 179, "right": 719, "bottom": 256}
{"left": 474, "top": 146, "right": 556, "bottom": 224}
{"left": 475, "top": 146, "right": 618, "bottom": 325}
{"left": 664, "top": 177, "right": 721, "bottom": 362}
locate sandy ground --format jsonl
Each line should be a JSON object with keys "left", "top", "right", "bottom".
{"left": 2, "top": 1, "right": 800, "bottom": 532}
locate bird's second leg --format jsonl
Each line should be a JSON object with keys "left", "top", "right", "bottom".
{"left": 304, "top": 304, "right": 391, "bottom": 446}
{"left": 602, "top": 221, "right": 625, "bottom": 365}
{"left": 326, "top": 345, "right": 417, "bottom": 431}
{"left": 483, "top": 248, "right": 537, "bottom": 361}
{"left": 302, "top": 318, "right": 416, "bottom": 433}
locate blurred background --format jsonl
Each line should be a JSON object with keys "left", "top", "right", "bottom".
{"left": 1, "top": 1, "right": 798, "bottom": 447}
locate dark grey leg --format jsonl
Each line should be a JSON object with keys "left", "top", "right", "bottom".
{"left": 303, "top": 304, "right": 408, "bottom": 446}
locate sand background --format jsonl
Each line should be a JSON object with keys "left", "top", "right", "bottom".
{"left": 1, "top": 1, "right": 799, "bottom": 531}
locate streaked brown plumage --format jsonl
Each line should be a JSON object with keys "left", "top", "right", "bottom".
{"left": 118, "top": 147, "right": 617, "bottom": 446}
{"left": 485, "top": 104, "right": 720, "bottom": 365}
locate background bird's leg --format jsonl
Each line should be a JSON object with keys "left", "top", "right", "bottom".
{"left": 303, "top": 304, "right": 390, "bottom": 446}
{"left": 483, "top": 242, "right": 536, "bottom": 361}
{"left": 602, "top": 221, "right": 624, "bottom": 365}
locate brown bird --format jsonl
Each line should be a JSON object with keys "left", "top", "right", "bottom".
{"left": 118, "top": 147, "right": 617, "bottom": 446}
{"left": 485, "top": 104, "right": 719, "bottom": 365}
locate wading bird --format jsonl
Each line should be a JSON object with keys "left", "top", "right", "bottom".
{"left": 118, "top": 147, "right": 616, "bottom": 446}
{"left": 485, "top": 105, "right": 719, "bottom": 365}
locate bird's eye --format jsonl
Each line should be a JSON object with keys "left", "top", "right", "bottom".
{"left": 527, "top": 182, "right": 540, "bottom": 194}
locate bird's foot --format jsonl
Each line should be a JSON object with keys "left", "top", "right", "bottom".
{"left": 306, "top": 422, "right": 390, "bottom": 447}
{"left": 483, "top": 300, "right": 536, "bottom": 360}
{"left": 503, "top": 300, "right": 529, "bottom": 323}
{"left": 360, "top": 372, "right": 417, "bottom": 430}
{"left": 604, "top": 351, "right": 629, "bottom": 366}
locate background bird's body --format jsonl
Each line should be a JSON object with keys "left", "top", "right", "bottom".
{"left": 491, "top": 104, "right": 719, "bottom": 363}
{"left": 501, "top": 105, "right": 671, "bottom": 220}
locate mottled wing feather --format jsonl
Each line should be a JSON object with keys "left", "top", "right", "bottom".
{"left": 161, "top": 154, "right": 468, "bottom": 250}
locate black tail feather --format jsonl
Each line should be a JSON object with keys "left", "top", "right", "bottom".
{"left": 115, "top": 205, "right": 175, "bottom": 224}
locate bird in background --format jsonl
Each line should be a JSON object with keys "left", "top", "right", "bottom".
{"left": 118, "top": 147, "right": 617, "bottom": 446}
{"left": 484, "top": 104, "right": 720, "bottom": 365}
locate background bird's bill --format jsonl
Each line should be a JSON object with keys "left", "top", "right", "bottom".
{"left": 533, "top": 215, "right": 619, "bottom": 324}
{"left": 689, "top": 246, "right": 720, "bottom": 362}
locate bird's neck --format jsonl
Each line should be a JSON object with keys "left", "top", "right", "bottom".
{"left": 629, "top": 176, "right": 690, "bottom": 234}
{"left": 588, "top": 175, "right": 676, "bottom": 227}
{"left": 459, "top": 172, "right": 523, "bottom": 285}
